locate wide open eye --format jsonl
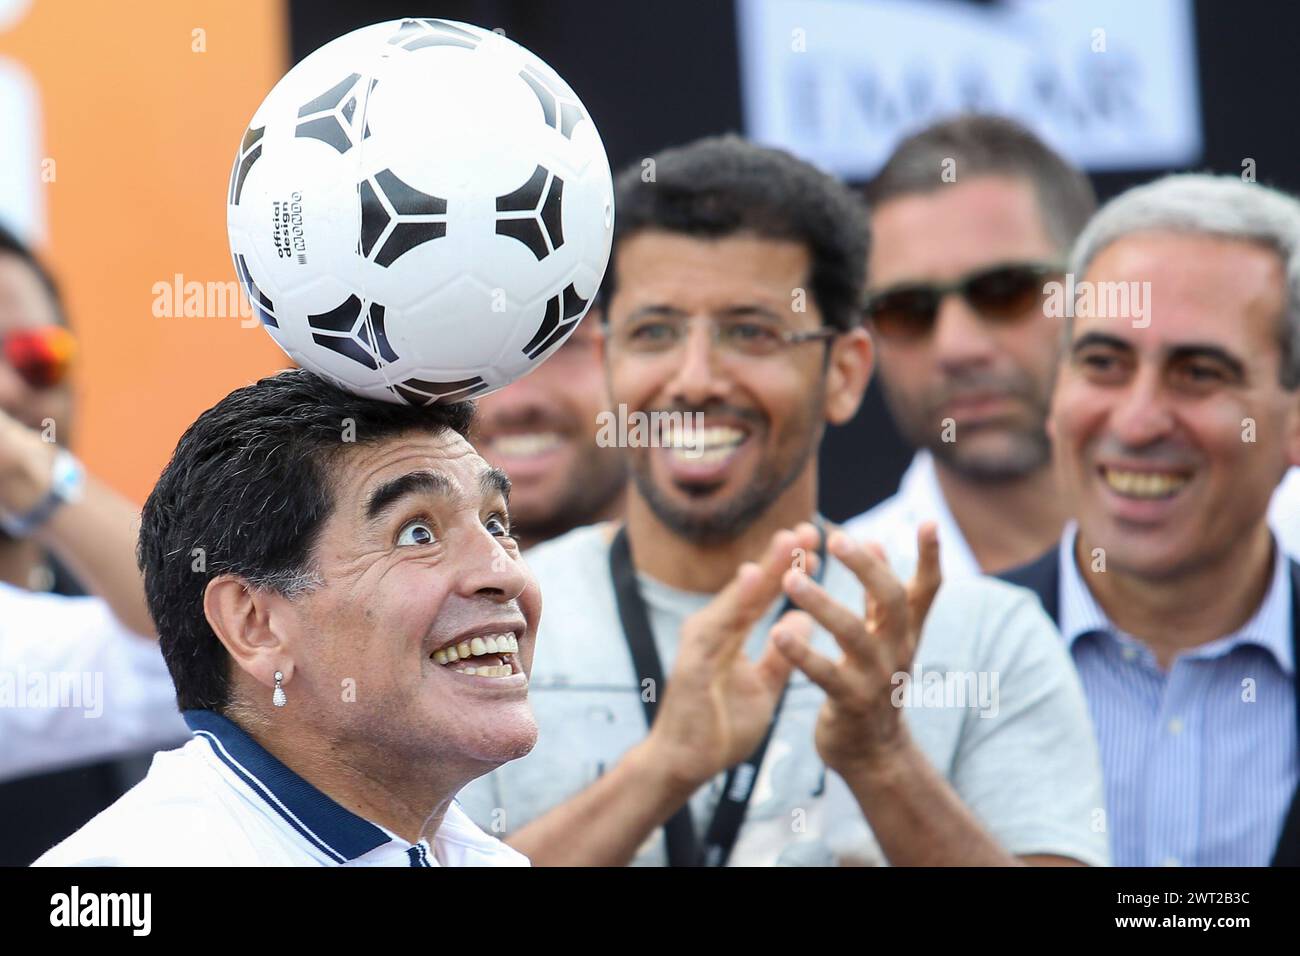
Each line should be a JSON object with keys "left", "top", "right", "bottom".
{"left": 397, "top": 520, "right": 435, "bottom": 547}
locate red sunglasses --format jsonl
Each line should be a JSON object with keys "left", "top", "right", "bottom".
{"left": 2, "top": 326, "right": 75, "bottom": 389}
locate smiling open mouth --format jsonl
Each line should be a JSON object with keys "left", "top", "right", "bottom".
{"left": 431, "top": 634, "right": 520, "bottom": 678}
{"left": 488, "top": 432, "right": 565, "bottom": 458}
{"left": 662, "top": 424, "right": 750, "bottom": 464}
{"left": 1100, "top": 466, "right": 1191, "bottom": 500}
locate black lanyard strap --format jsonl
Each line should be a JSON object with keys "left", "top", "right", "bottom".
{"left": 608, "top": 521, "right": 827, "bottom": 866}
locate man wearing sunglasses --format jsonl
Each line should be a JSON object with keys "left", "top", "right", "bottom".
{"left": 456, "top": 135, "right": 1107, "bottom": 867}
{"left": 0, "top": 226, "right": 185, "bottom": 861}
{"left": 845, "top": 116, "right": 1094, "bottom": 576}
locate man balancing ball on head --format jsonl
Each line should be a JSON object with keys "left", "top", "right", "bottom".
{"left": 38, "top": 16, "right": 626, "bottom": 867}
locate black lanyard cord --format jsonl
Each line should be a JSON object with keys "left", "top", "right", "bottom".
{"left": 608, "top": 520, "right": 828, "bottom": 867}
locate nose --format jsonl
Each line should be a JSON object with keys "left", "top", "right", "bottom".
{"left": 455, "top": 521, "right": 529, "bottom": 603}
{"left": 663, "top": 318, "right": 730, "bottom": 407}
{"left": 478, "top": 371, "right": 549, "bottom": 430}
{"left": 1107, "top": 366, "right": 1176, "bottom": 448}
{"left": 0, "top": 360, "right": 28, "bottom": 415}
{"left": 930, "top": 293, "right": 999, "bottom": 373}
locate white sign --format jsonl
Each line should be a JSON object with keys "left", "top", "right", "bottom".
{"left": 737, "top": 0, "right": 1202, "bottom": 179}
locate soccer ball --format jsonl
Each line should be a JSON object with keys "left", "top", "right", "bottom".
{"left": 227, "top": 18, "right": 614, "bottom": 404}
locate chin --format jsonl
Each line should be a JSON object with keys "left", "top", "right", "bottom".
{"left": 454, "top": 705, "right": 539, "bottom": 764}
{"left": 465, "top": 723, "right": 539, "bottom": 776}
{"left": 940, "top": 434, "right": 1047, "bottom": 480}
{"left": 1095, "top": 534, "right": 1194, "bottom": 581}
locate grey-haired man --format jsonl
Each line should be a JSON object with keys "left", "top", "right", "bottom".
{"left": 1004, "top": 174, "right": 1300, "bottom": 865}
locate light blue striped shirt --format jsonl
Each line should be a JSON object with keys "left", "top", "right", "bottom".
{"left": 1059, "top": 525, "right": 1298, "bottom": 866}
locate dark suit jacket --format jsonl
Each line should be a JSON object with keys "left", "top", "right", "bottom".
{"left": 999, "top": 545, "right": 1300, "bottom": 867}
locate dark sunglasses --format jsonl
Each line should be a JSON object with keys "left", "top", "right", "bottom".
{"left": 862, "top": 262, "right": 1063, "bottom": 341}
{"left": 2, "top": 326, "right": 75, "bottom": 389}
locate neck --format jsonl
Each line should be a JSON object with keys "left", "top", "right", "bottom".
{"left": 625, "top": 463, "right": 818, "bottom": 592}
{"left": 241, "top": 708, "right": 469, "bottom": 846}
{"left": 0, "top": 536, "right": 46, "bottom": 590}
{"left": 1075, "top": 523, "right": 1277, "bottom": 670}
{"left": 932, "top": 457, "right": 1065, "bottom": 574}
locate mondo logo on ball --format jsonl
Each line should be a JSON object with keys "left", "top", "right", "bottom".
{"left": 226, "top": 17, "right": 614, "bottom": 404}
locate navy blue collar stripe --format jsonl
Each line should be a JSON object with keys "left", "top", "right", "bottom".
{"left": 406, "top": 844, "right": 432, "bottom": 867}
{"left": 193, "top": 730, "right": 348, "bottom": 863}
{"left": 184, "top": 709, "right": 391, "bottom": 862}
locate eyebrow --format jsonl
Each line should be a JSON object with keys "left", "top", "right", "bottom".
{"left": 1167, "top": 344, "right": 1247, "bottom": 380}
{"left": 1072, "top": 332, "right": 1247, "bottom": 380}
{"left": 1071, "top": 331, "right": 1133, "bottom": 356}
{"left": 626, "top": 303, "right": 783, "bottom": 322}
{"left": 481, "top": 466, "right": 512, "bottom": 505}
{"left": 364, "top": 467, "right": 511, "bottom": 522}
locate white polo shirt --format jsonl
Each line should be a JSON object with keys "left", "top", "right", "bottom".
{"left": 0, "top": 581, "right": 188, "bottom": 782}
{"left": 846, "top": 452, "right": 1300, "bottom": 579}
{"left": 844, "top": 451, "right": 980, "bottom": 579}
{"left": 457, "top": 522, "right": 1109, "bottom": 866}
{"left": 33, "top": 709, "right": 529, "bottom": 866}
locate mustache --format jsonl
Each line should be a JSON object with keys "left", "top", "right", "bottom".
{"left": 648, "top": 402, "right": 767, "bottom": 426}
{"left": 1090, "top": 439, "right": 1198, "bottom": 471}
{"left": 923, "top": 370, "right": 1040, "bottom": 410}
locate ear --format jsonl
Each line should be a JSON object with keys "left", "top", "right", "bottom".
{"left": 824, "top": 327, "right": 874, "bottom": 425}
{"left": 203, "top": 575, "right": 301, "bottom": 694}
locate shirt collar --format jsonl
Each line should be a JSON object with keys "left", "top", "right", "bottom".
{"left": 183, "top": 709, "right": 392, "bottom": 863}
{"left": 894, "top": 451, "right": 981, "bottom": 578}
{"left": 1057, "top": 522, "right": 1295, "bottom": 675}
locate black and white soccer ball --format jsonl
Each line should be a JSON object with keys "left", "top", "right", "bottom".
{"left": 227, "top": 18, "right": 613, "bottom": 404}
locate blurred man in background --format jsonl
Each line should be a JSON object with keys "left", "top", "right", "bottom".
{"left": 846, "top": 115, "right": 1094, "bottom": 576}
{"left": 472, "top": 314, "right": 626, "bottom": 549}
{"left": 0, "top": 227, "right": 78, "bottom": 592}
{"left": 457, "top": 135, "right": 1108, "bottom": 867}
{"left": 1004, "top": 175, "right": 1300, "bottom": 865}
{"left": 0, "top": 225, "right": 184, "bottom": 864}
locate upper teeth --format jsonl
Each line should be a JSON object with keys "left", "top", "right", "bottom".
{"left": 1104, "top": 468, "right": 1188, "bottom": 498}
{"left": 491, "top": 433, "right": 562, "bottom": 457}
{"left": 663, "top": 425, "right": 746, "bottom": 450}
{"left": 433, "top": 633, "right": 519, "bottom": 665}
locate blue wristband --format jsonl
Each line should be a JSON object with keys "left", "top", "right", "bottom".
{"left": 0, "top": 449, "right": 85, "bottom": 537}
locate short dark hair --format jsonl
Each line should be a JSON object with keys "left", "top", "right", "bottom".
{"left": 603, "top": 134, "right": 870, "bottom": 332}
{"left": 139, "top": 369, "right": 475, "bottom": 713}
{"left": 0, "top": 222, "right": 69, "bottom": 328}
{"left": 866, "top": 114, "right": 1097, "bottom": 252}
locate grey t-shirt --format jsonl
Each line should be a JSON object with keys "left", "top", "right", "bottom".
{"left": 458, "top": 523, "right": 1110, "bottom": 866}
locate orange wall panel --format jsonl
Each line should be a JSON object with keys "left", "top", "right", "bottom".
{"left": 0, "top": 0, "right": 291, "bottom": 503}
